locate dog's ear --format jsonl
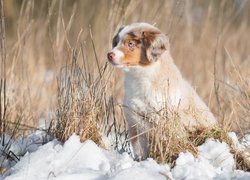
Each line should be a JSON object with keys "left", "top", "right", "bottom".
{"left": 112, "top": 26, "right": 124, "bottom": 48}
{"left": 142, "top": 30, "right": 169, "bottom": 62}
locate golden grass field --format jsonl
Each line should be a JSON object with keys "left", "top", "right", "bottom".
{"left": 0, "top": 0, "right": 250, "bottom": 168}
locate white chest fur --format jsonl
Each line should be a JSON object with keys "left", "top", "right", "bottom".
{"left": 123, "top": 60, "right": 182, "bottom": 114}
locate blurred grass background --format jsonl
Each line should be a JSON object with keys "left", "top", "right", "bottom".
{"left": 1, "top": 0, "right": 249, "bottom": 139}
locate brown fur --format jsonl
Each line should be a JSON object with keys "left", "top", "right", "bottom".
{"left": 142, "top": 30, "right": 169, "bottom": 62}
{"left": 116, "top": 35, "right": 151, "bottom": 67}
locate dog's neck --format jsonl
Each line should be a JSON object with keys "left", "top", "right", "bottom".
{"left": 124, "top": 61, "right": 161, "bottom": 79}
{"left": 123, "top": 52, "right": 184, "bottom": 108}
{"left": 123, "top": 52, "right": 179, "bottom": 89}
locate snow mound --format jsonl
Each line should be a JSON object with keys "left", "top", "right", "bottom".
{"left": 2, "top": 134, "right": 250, "bottom": 180}
{"left": 3, "top": 135, "right": 170, "bottom": 180}
{"left": 0, "top": 131, "right": 51, "bottom": 172}
{"left": 172, "top": 138, "right": 235, "bottom": 179}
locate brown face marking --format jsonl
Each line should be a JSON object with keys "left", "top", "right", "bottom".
{"left": 117, "top": 34, "right": 151, "bottom": 67}
{"left": 111, "top": 26, "right": 168, "bottom": 67}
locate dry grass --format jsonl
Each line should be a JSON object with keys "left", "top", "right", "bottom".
{"left": 0, "top": 0, "right": 250, "bottom": 172}
{"left": 51, "top": 45, "right": 110, "bottom": 146}
{"left": 149, "top": 119, "right": 250, "bottom": 170}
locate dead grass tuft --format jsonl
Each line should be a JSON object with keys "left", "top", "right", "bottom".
{"left": 148, "top": 108, "right": 197, "bottom": 166}
{"left": 188, "top": 127, "right": 232, "bottom": 146}
{"left": 51, "top": 47, "right": 110, "bottom": 147}
{"left": 233, "top": 149, "right": 250, "bottom": 171}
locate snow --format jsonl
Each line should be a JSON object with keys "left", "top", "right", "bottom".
{"left": 0, "top": 131, "right": 51, "bottom": 172}
{"left": 172, "top": 139, "right": 235, "bottom": 179}
{"left": 1, "top": 133, "right": 250, "bottom": 180}
{"left": 198, "top": 138, "right": 234, "bottom": 173}
{"left": 2, "top": 135, "right": 170, "bottom": 180}
{"left": 242, "top": 134, "right": 250, "bottom": 148}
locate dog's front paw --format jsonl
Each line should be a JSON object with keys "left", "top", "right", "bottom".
{"left": 130, "top": 146, "right": 148, "bottom": 161}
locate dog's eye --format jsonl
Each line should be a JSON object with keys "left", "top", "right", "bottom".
{"left": 128, "top": 41, "right": 135, "bottom": 47}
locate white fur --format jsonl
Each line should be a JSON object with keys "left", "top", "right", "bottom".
{"left": 118, "top": 22, "right": 156, "bottom": 39}
{"left": 110, "top": 47, "right": 125, "bottom": 68}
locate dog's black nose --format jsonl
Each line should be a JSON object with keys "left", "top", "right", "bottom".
{"left": 107, "top": 52, "right": 115, "bottom": 61}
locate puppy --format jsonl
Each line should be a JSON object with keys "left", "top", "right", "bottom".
{"left": 107, "top": 23, "right": 217, "bottom": 160}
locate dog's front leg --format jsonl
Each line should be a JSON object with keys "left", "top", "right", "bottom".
{"left": 128, "top": 122, "right": 149, "bottom": 161}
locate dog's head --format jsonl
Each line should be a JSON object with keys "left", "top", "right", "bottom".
{"left": 107, "top": 23, "right": 169, "bottom": 68}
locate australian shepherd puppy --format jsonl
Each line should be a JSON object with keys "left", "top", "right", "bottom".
{"left": 107, "top": 22, "right": 217, "bottom": 160}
